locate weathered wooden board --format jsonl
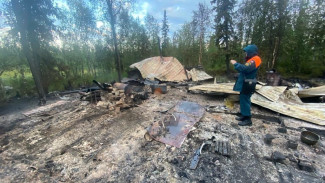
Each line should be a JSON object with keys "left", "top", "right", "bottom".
{"left": 189, "top": 83, "right": 239, "bottom": 94}
{"left": 190, "top": 83, "right": 325, "bottom": 125}
{"left": 298, "top": 86, "right": 325, "bottom": 98}
{"left": 256, "top": 86, "right": 287, "bottom": 102}
{"left": 251, "top": 93, "right": 325, "bottom": 126}
{"left": 283, "top": 89, "right": 303, "bottom": 103}
{"left": 189, "top": 83, "right": 263, "bottom": 95}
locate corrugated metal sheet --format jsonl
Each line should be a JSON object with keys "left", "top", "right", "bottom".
{"left": 130, "top": 57, "right": 188, "bottom": 82}
{"left": 256, "top": 86, "right": 287, "bottom": 102}
{"left": 298, "top": 86, "right": 325, "bottom": 98}
{"left": 188, "top": 68, "right": 213, "bottom": 81}
{"left": 251, "top": 93, "right": 325, "bottom": 126}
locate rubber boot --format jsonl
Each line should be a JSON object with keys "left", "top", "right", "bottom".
{"left": 238, "top": 116, "right": 252, "bottom": 126}
{"left": 235, "top": 115, "right": 245, "bottom": 121}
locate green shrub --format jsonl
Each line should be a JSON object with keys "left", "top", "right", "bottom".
{"left": 9, "top": 76, "right": 36, "bottom": 97}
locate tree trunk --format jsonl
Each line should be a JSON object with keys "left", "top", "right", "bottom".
{"left": 107, "top": 0, "right": 122, "bottom": 82}
{"left": 272, "top": 37, "right": 279, "bottom": 69}
{"left": 225, "top": 22, "right": 230, "bottom": 75}
{"left": 158, "top": 37, "right": 163, "bottom": 59}
{"left": 199, "top": 34, "right": 203, "bottom": 65}
{"left": 226, "top": 53, "right": 230, "bottom": 75}
{"left": 11, "top": 0, "right": 46, "bottom": 105}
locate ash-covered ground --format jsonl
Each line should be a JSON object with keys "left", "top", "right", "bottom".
{"left": 0, "top": 86, "right": 325, "bottom": 182}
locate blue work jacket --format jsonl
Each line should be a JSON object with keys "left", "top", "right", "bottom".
{"left": 233, "top": 56, "right": 262, "bottom": 92}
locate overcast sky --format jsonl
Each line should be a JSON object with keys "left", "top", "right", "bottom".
{"left": 132, "top": 0, "right": 213, "bottom": 34}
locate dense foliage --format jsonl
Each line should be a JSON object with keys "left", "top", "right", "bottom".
{"left": 0, "top": 0, "right": 324, "bottom": 101}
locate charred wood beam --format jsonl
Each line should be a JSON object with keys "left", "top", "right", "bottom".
{"left": 93, "top": 80, "right": 106, "bottom": 91}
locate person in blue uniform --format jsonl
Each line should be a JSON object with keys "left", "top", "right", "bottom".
{"left": 230, "top": 45, "right": 262, "bottom": 126}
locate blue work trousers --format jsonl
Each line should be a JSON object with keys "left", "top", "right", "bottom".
{"left": 240, "top": 92, "right": 253, "bottom": 117}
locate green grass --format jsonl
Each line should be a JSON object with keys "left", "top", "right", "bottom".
{"left": 0, "top": 68, "right": 121, "bottom": 102}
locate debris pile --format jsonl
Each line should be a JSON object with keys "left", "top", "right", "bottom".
{"left": 75, "top": 56, "right": 214, "bottom": 114}
{"left": 95, "top": 82, "right": 149, "bottom": 113}
{"left": 80, "top": 90, "right": 101, "bottom": 102}
{"left": 130, "top": 56, "right": 213, "bottom": 83}
{"left": 4, "top": 56, "right": 323, "bottom": 182}
{"left": 189, "top": 82, "right": 325, "bottom": 125}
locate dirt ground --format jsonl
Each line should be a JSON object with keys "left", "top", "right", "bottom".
{"left": 0, "top": 86, "right": 325, "bottom": 182}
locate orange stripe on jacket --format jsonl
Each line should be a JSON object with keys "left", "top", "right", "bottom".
{"left": 246, "top": 56, "right": 262, "bottom": 68}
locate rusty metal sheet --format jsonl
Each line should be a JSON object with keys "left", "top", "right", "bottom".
{"left": 298, "top": 86, "right": 325, "bottom": 98}
{"left": 148, "top": 101, "right": 205, "bottom": 148}
{"left": 251, "top": 93, "right": 325, "bottom": 126}
{"left": 256, "top": 86, "right": 287, "bottom": 102}
{"left": 129, "top": 57, "right": 188, "bottom": 82}
{"left": 188, "top": 68, "right": 213, "bottom": 81}
{"left": 189, "top": 83, "right": 239, "bottom": 94}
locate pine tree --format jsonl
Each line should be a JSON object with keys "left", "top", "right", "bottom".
{"left": 192, "top": 3, "right": 211, "bottom": 65}
{"left": 310, "top": 0, "right": 325, "bottom": 68}
{"left": 145, "top": 14, "right": 160, "bottom": 56}
{"left": 211, "top": 0, "right": 236, "bottom": 74}
{"left": 161, "top": 10, "right": 169, "bottom": 57}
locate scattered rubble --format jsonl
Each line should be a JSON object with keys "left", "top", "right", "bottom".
{"left": 287, "top": 140, "right": 298, "bottom": 150}
{"left": 270, "top": 151, "right": 286, "bottom": 164}
{"left": 264, "top": 134, "right": 275, "bottom": 145}
{"left": 190, "top": 82, "right": 325, "bottom": 125}
{"left": 189, "top": 142, "right": 205, "bottom": 170}
{"left": 298, "top": 159, "right": 315, "bottom": 172}
{"left": 278, "top": 127, "right": 287, "bottom": 134}
{"left": 214, "top": 141, "right": 231, "bottom": 157}
{"left": 1, "top": 85, "right": 325, "bottom": 182}
{"left": 1, "top": 61, "right": 325, "bottom": 182}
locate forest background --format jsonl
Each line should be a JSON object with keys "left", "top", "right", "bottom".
{"left": 0, "top": 0, "right": 324, "bottom": 103}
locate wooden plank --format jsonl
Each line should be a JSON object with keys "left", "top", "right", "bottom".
{"left": 189, "top": 83, "right": 239, "bottom": 94}
{"left": 251, "top": 93, "right": 325, "bottom": 126}
{"left": 189, "top": 83, "right": 325, "bottom": 125}
{"left": 284, "top": 89, "right": 303, "bottom": 103}
{"left": 256, "top": 86, "right": 287, "bottom": 102}
{"left": 298, "top": 86, "right": 325, "bottom": 98}
{"left": 189, "top": 83, "right": 263, "bottom": 95}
